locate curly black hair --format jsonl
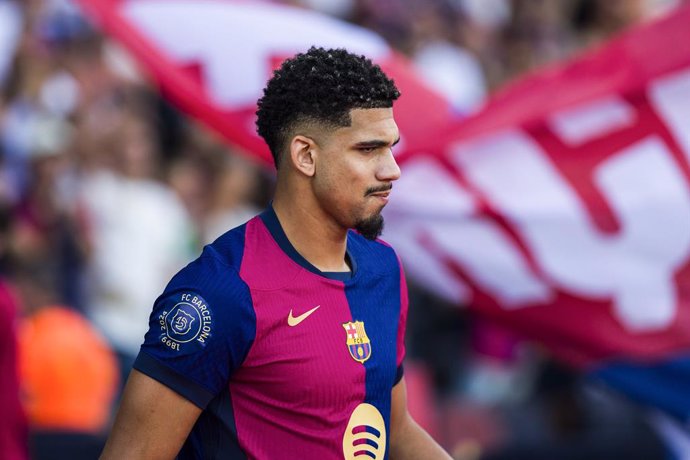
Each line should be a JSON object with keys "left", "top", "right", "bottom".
{"left": 256, "top": 47, "right": 400, "bottom": 168}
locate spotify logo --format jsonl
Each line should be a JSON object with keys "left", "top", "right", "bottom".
{"left": 342, "top": 403, "right": 386, "bottom": 459}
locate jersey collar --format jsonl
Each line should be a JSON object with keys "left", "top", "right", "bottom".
{"left": 260, "top": 205, "right": 355, "bottom": 281}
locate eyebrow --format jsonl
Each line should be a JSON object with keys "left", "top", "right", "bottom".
{"left": 353, "top": 137, "right": 401, "bottom": 149}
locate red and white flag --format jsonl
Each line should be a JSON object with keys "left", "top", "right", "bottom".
{"left": 77, "top": 0, "right": 690, "bottom": 421}
{"left": 76, "top": 0, "right": 452, "bottom": 165}
{"left": 383, "top": 5, "right": 690, "bottom": 427}
{"left": 386, "top": 4, "right": 690, "bottom": 366}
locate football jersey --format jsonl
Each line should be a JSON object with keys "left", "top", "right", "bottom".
{"left": 134, "top": 206, "right": 408, "bottom": 459}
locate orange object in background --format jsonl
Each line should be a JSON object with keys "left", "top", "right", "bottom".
{"left": 19, "top": 306, "right": 118, "bottom": 433}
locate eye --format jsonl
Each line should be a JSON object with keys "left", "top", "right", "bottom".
{"left": 359, "top": 147, "right": 377, "bottom": 154}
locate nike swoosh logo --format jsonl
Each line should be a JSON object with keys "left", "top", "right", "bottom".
{"left": 288, "top": 305, "right": 321, "bottom": 327}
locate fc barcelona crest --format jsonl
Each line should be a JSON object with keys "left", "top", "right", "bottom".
{"left": 342, "top": 321, "right": 372, "bottom": 363}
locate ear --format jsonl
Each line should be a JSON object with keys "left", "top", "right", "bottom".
{"left": 288, "top": 135, "right": 317, "bottom": 177}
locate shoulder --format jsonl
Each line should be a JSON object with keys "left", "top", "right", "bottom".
{"left": 150, "top": 223, "right": 256, "bottom": 356}
{"left": 165, "top": 222, "right": 252, "bottom": 303}
{"left": 202, "top": 221, "right": 251, "bottom": 270}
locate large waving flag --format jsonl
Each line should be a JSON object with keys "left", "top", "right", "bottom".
{"left": 76, "top": 0, "right": 452, "bottom": 165}
{"left": 388, "top": 4, "right": 690, "bottom": 362}
{"left": 384, "top": 4, "right": 690, "bottom": 426}
{"left": 77, "top": 0, "right": 690, "bottom": 427}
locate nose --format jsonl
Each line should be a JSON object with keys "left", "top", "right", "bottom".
{"left": 376, "top": 149, "right": 401, "bottom": 182}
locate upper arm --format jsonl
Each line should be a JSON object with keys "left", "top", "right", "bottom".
{"left": 100, "top": 369, "right": 202, "bottom": 460}
{"left": 101, "top": 253, "right": 256, "bottom": 458}
{"left": 389, "top": 379, "right": 452, "bottom": 459}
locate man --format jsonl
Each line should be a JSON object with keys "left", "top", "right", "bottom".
{"left": 101, "top": 47, "right": 451, "bottom": 460}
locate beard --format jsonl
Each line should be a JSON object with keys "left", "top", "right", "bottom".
{"left": 354, "top": 212, "right": 385, "bottom": 240}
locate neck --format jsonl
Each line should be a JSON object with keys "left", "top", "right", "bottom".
{"left": 272, "top": 181, "right": 350, "bottom": 273}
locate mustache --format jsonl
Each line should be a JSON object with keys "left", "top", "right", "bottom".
{"left": 365, "top": 185, "right": 393, "bottom": 196}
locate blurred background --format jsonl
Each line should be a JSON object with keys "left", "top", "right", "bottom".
{"left": 0, "top": 0, "right": 687, "bottom": 459}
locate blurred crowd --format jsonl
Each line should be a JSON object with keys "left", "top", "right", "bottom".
{"left": 0, "top": 0, "right": 683, "bottom": 459}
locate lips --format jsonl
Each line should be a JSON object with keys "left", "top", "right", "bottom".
{"left": 369, "top": 191, "right": 391, "bottom": 203}
{"left": 369, "top": 191, "right": 390, "bottom": 198}
{"left": 366, "top": 185, "right": 392, "bottom": 196}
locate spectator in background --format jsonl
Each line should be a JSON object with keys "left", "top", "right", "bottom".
{"left": 78, "top": 104, "right": 195, "bottom": 387}
{"left": 164, "top": 122, "right": 269, "bottom": 245}
{"left": 497, "top": 0, "right": 575, "bottom": 85}
{"left": 0, "top": 203, "right": 28, "bottom": 460}
{"left": 0, "top": 1, "right": 21, "bottom": 81}
{"left": 14, "top": 257, "right": 118, "bottom": 460}
{"left": 203, "top": 153, "right": 262, "bottom": 244}
{"left": 11, "top": 114, "right": 88, "bottom": 311}
{"left": 477, "top": 358, "right": 669, "bottom": 460}
{"left": 573, "top": 0, "right": 646, "bottom": 48}
{"left": 167, "top": 154, "right": 212, "bottom": 234}
{"left": 408, "top": 1, "right": 487, "bottom": 115}
{"left": 0, "top": 284, "right": 27, "bottom": 460}
{"left": 351, "top": 0, "right": 413, "bottom": 51}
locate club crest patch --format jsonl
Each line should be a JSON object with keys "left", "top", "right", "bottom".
{"left": 158, "top": 293, "right": 212, "bottom": 352}
{"left": 170, "top": 309, "right": 196, "bottom": 335}
{"left": 343, "top": 321, "right": 372, "bottom": 363}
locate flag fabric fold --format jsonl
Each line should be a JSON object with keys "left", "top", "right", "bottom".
{"left": 76, "top": 0, "right": 452, "bottom": 165}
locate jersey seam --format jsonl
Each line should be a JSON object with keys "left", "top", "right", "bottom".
{"left": 199, "top": 248, "right": 258, "bottom": 373}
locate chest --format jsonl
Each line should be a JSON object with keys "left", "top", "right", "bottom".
{"left": 233, "top": 273, "right": 401, "bottom": 408}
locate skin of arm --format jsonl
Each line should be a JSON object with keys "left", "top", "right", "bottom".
{"left": 99, "top": 369, "right": 202, "bottom": 460}
{"left": 389, "top": 378, "right": 453, "bottom": 460}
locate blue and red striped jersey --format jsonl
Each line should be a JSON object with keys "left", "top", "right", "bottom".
{"left": 134, "top": 207, "right": 408, "bottom": 459}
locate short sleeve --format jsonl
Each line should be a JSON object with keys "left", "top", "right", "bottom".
{"left": 134, "top": 253, "right": 256, "bottom": 409}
